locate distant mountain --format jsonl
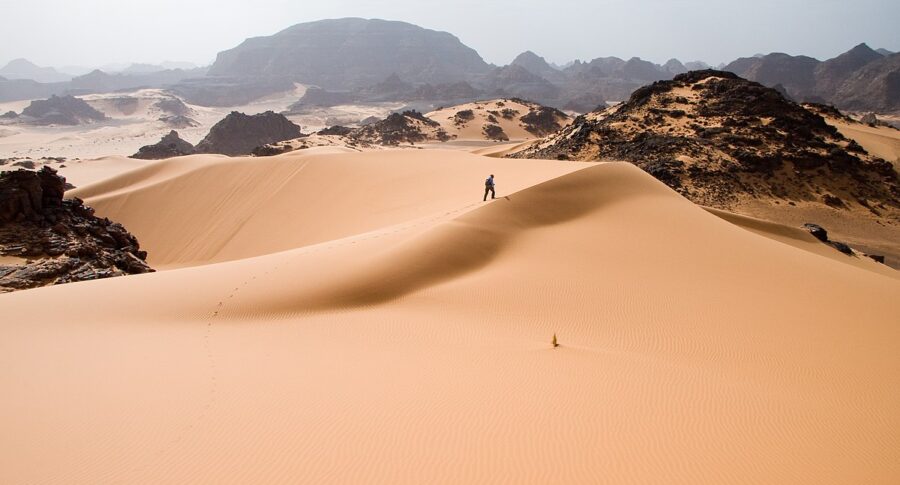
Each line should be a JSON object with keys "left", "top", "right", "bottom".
{"left": 684, "top": 61, "right": 711, "bottom": 71}
{"left": 663, "top": 59, "right": 688, "bottom": 75}
{"left": 68, "top": 68, "right": 207, "bottom": 93}
{"left": 813, "top": 43, "right": 884, "bottom": 98}
{"left": 0, "top": 58, "right": 71, "bottom": 83}
{"left": 724, "top": 43, "right": 899, "bottom": 110}
{"left": 121, "top": 62, "right": 201, "bottom": 74}
{"left": 484, "top": 65, "right": 561, "bottom": 105}
{"left": 876, "top": 48, "right": 894, "bottom": 56}
{"left": 207, "top": 18, "right": 491, "bottom": 90}
{"left": 510, "top": 51, "right": 566, "bottom": 83}
{"left": 831, "top": 53, "right": 900, "bottom": 112}
{"left": 724, "top": 53, "right": 820, "bottom": 100}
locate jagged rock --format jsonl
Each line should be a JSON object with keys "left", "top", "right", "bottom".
{"left": 132, "top": 131, "right": 196, "bottom": 159}
{"left": 20, "top": 95, "right": 107, "bottom": 125}
{"left": 803, "top": 223, "right": 828, "bottom": 242}
{"left": 831, "top": 241, "right": 854, "bottom": 255}
{"left": 195, "top": 111, "right": 303, "bottom": 156}
{"left": 860, "top": 113, "right": 878, "bottom": 126}
{"left": 867, "top": 254, "right": 886, "bottom": 264}
{"left": 318, "top": 126, "right": 354, "bottom": 137}
{"left": 159, "top": 115, "right": 199, "bottom": 129}
{"left": 0, "top": 167, "right": 152, "bottom": 292}
{"left": 519, "top": 105, "right": 568, "bottom": 136}
{"left": 823, "top": 194, "right": 846, "bottom": 208}
{"left": 154, "top": 97, "right": 192, "bottom": 116}
{"left": 346, "top": 111, "right": 450, "bottom": 145}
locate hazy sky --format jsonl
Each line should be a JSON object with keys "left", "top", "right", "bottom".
{"left": 2, "top": 0, "right": 898, "bottom": 69}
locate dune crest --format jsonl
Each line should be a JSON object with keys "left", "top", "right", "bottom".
{"left": 2, "top": 151, "right": 898, "bottom": 484}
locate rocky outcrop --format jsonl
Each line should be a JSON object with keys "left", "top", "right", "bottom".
{"left": 154, "top": 97, "right": 193, "bottom": 116}
{"left": 20, "top": 95, "right": 107, "bottom": 125}
{"left": 519, "top": 105, "right": 568, "bottom": 136}
{"left": 333, "top": 111, "right": 451, "bottom": 146}
{"left": 195, "top": 111, "right": 304, "bottom": 156}
{"left": 0, "top": 167, "right": 152, "bottom": 292}
{"left": 132, "top": 131, "right": 196, "bottom": 159}
{"left": 159, "top": 115, "right": 199, "bottom": 129}
{"left": 512, "top": 70, "right": 899, "bottom": 215}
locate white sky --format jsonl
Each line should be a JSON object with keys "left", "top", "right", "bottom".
{"left": 1, "top": 0, "right": 898, "bottom": 69}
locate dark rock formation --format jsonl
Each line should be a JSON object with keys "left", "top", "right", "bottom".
{"left": 154, "top": 97, "right": 192, "bottom": 116}
{"left": 519, "top": 105, "right": 568, "bottom": 136}
{"left": 159, "top": 115, "right": 199, "bottom": 129}
{"left": 483, "top": 124, "right": 508, "bottom": 141}
{"left": 195, "top": 111, "right": 303, "bottom": 156}
{"left": 0, "top": 167, "right": 152, "bottom": 292}
{"left": 20, "top": 95, "right": 107, "bottom": 125}
{"left": 132, "top": 131, "right": 196, "bottom": 159}
{"left": 512, "top": 70, "right": 899, "bottom": 214}
{"left": 344, "top": 110, "right": 450, "bottom": 145}
{"left": 0, "top": 110, "right": 18, "bottom": 119}
{"left": 803, "top": 223, "right": 828, "bottom": 242}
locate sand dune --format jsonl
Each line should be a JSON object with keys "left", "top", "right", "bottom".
{"left": 71, "top": 149, "right": 589, "bottom": 268}
{"left": 2, "top": 153, "right": 899, "bottom": 484}
{"left": 829, "top": 119, "right": 900, "bottom": 168}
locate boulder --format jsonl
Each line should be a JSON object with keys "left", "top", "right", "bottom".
{"left": 803, "top": 223, "right": 828, "bottom": 242}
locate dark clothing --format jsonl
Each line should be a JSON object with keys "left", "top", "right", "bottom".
{"left": 484, "top": 176, "right": 495, "bottom": 201}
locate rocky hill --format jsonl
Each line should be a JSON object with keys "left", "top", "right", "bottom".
{"left": 19, "top": 95, "right": 107, "bottom": 125}
{"left": 207, "top": 18, "right": 491, "bottom": 90}
{"left": 195, "top": 111, "right": 304, "bottom": 156}
{"left": 428, "top": 99, "right": 572, "bottom": 141}
{"left": 132, "top": 131, "right": 196, "bottom": 159}
{"left": 513, "top": 70, "right": 898, "bottom": 215}
{"left": 0, "top": 167, "right": 152, "bottom": 292}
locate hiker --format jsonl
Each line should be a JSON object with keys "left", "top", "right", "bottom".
{"left": 484, "top": 174, "right": 495, "bottom": 201}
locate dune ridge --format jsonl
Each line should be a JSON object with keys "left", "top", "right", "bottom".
{"left": 1, "top": 154, "right": 898, "bottom": 484}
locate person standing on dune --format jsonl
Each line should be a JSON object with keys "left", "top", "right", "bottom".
{"left": 484, "top": 174, "right": 496, "bottom": 201}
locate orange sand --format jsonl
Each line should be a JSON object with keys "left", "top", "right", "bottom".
{"left": 1, "top": 151, "right": 898, "bottom": 484}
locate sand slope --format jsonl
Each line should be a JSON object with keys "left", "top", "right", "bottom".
{"left": 2, "top": 156, "right": 899, "bottom": 484}
{"left": 71, "top": 149, "right": 589, "bottom": 268}
{"left": 829, "top": 119, "right": 900, "bottom": 168}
